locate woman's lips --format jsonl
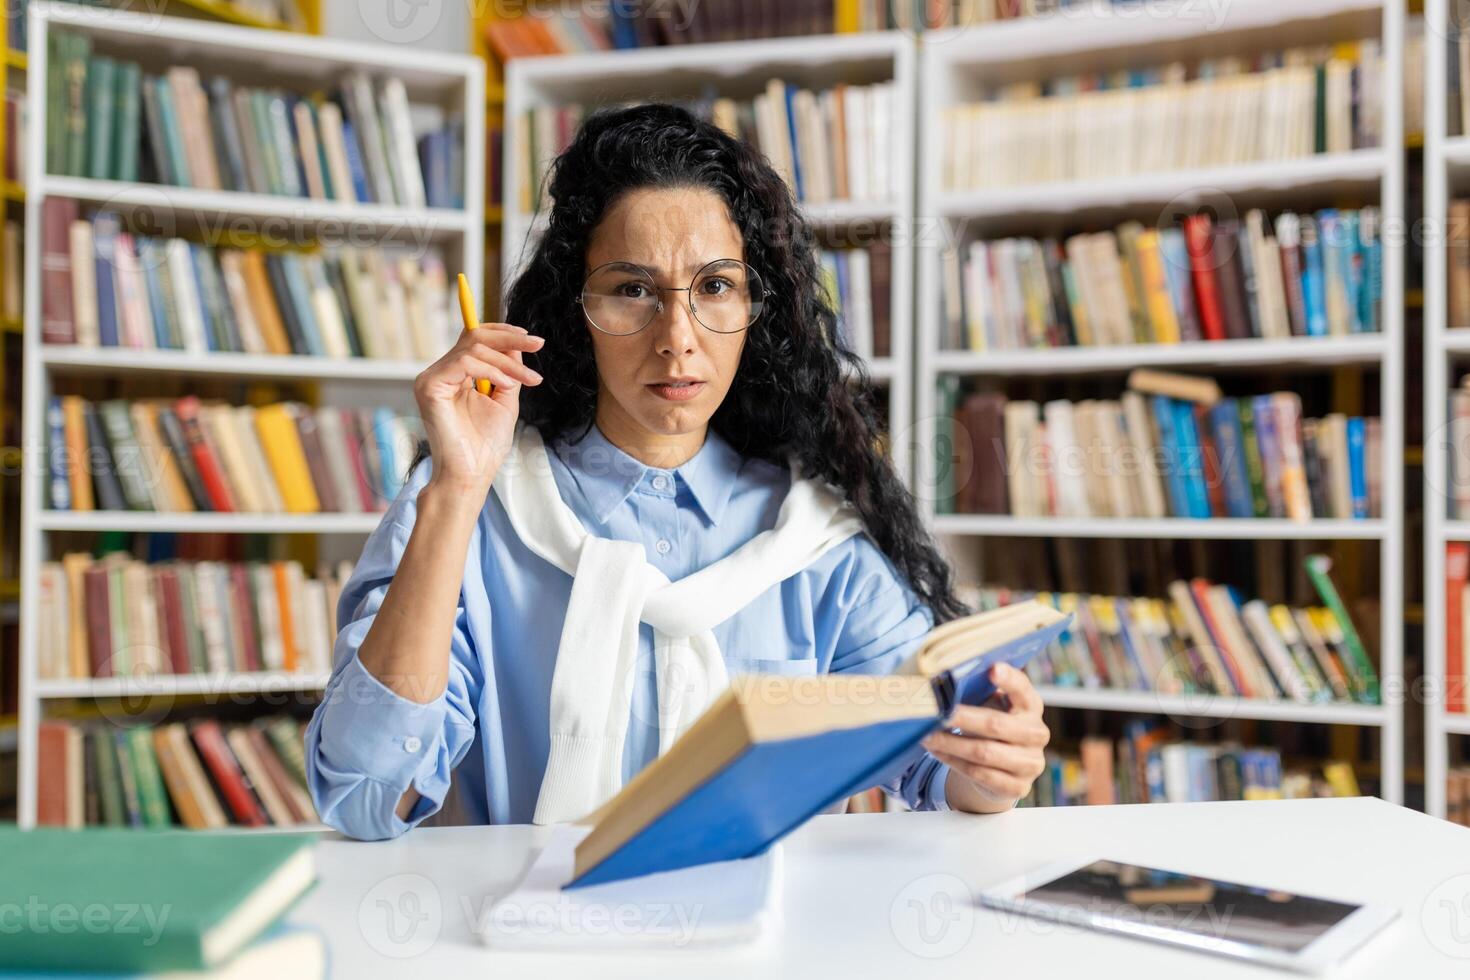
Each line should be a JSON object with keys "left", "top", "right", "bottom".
{"left": 646, "top": 381, "right": 706, "bottom": 401}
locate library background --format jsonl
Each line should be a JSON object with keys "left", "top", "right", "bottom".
{"left": 5, "top": 0, "right": 1470, "bottom": 835}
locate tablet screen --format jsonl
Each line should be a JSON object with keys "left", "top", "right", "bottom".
{"left": 1015, "top": 860, "right": 1361, "bottom": 954}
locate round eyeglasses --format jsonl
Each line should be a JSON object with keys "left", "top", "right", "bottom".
{"left": 578, "top": 259, "right": 765, "bottom": 336}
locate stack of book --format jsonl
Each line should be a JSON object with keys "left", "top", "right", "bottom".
{"left": 1026, "top": 722, "right": 1363, "bottom": 807}
{"left": 483, "top": 1, "right": 840, "bottom": 56}
{"left": 519, "top": 80, "right": 896, "bottom": 212}
{"left": 35, "top": 554, "right": 349, "bottom": 681}
{"left": 819, "top": 244, "right": 892, "bottom": 360}
{"left": 942, "top": 42, "right": 1384, "bottom": 189}
{"left": 937, "top": 380, "right": 1381, "bottom": 521}
{"left": 45, "top": 32, "right": 464, "bottom": 208}
{"left": 46, "top": 396, "right": 416, "bottom": 515}
{"left": 36, "top": 716, "right": 318, "bottom": 829}
{"left": 940, "top": 207, "right": 1383, "bottom": 351}
{"left": 40, "top": 201, "right": 453, "bottom": 359}
{"left": 976, "top": 574, "right": 1380, "bottom": 704}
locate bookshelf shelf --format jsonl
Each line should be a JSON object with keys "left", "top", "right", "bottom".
{"left": 36, "top": 511, "right": 385, "bottom": 535}
{"left": 503, "top": 31, "right": 917, "bottom": 480}
{"left": 15, "top": 5, "right": 487, "bottom": 829}
{"left": 40, "top": 176, "right": 475, "bottom": 241}
{"left": 933, "top": 335, "right": 1389, "bottom": 376}
{"left": 917, "top": 0, "right": 1406, "bottom": 806}
{"left": 40, "top": 345, "right": 427, "bottom": 383}
{"left": 33, "top": 671, "right": 331, "bottom": 700}
{"left": 936, "top": 151, "right": 1388, "bottom": 222}
{"left": 1036, "top": 686, "right": 1386, "bottom": 726}
{"left": 1442, "top": 135, "right": 1470, "bottom": 169}
{"left": 1441, "top": 329, "right": 1470, "bottom": 353}
{"left": 1441, "top": 521, "right": 1470, "bottom": 541}
{"left": 931, "top": 515, "right": 1386, "bottom": 541}
{"left": 1444, "top": 715, "right": 1470, "bottom": 737}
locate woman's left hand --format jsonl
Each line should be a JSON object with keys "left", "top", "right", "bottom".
{"left": 921, "top": 663, "right": 1050, "bottom": 814}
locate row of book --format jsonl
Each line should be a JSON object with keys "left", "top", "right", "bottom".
{"left": 1024, "top": 725, "right": 1362, "bottom": 807}
{"left": 1443, "top": 544, "right": 1470, "bottom": 715}
{"left": 979, "top": 574, "right": 1380, "bottom": 704}
{"left": 35, "top": 554, "right": 349, "bottom": 681}
{"left": 1448, "top": 768, "right": 1470, "bottom": 826}
{"left": 519, "top": 80, "right": 897, "bottom": 214}
{"left": 45, "top": 32, "right": 463, "bottom": 208}
{"left": 943, "top": 43, "right": 1384, "bottom": 189}
{"left": 40, "top": 200, "right": 454, "bottom": 360}
{"left": 483, "top": 0, "right": 841, "bottom": 55}
{"left": 1447, "top": 374, "right": 1470, "bottom": 521}
{"left": 36, "top": 717, "right": 317, "bottom": 830}
{"left": 819, "top": 244, "right": 893, "bottom": 361}
{"left": 47, "top": 396, "right": 415, "bottom": 515}
{"left": 938, "top": 381, "right": 1382, "bottom": 522}
{"left": 939, "top": 207, "right": 1383, "bottom": 352}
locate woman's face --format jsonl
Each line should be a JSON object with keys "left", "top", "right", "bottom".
{"left": 582, "top": 186, "right": 750, "bottom": 444}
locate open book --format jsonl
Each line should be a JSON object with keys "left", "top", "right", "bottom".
{"left": 568, "top": 600, "right": 1071, "bottom": 888}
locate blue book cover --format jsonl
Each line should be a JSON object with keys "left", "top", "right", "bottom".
{"left": 1347, "top": 416, "right": 1368, "bottom": 518}
{"left": 783, "top": 83, "right": 804, "bottom": 201}
{"left": 1111, "top": 598, "right": 1149, "bottom": 691}
{"left": 46, "top": 396, "right": 70, "bottom": 511}
{"left": 1171, "top": 399, "right": 1210, "bottom": 519}
{"left": 569, "top": 612, "right": 1072, "bottom": 888}
{"left": 152, "top": 75, "right": 190, "bottom": 187}
{"left": 1208, "top": 398, "right": 1253, "bottom": 518}
{"left": 339, "top": 119, "right": 373, "bottom": 204}
{"left": 1339, "top": 210, "right": 1363, "bottom": 333}
{"left": 136, "top": 238, "right": 172, "bottom": 348}
{"left": 280, "top": 254, "right": 325, "bottom": 356}
{"left": 1300, "top": 216, "right": 1328, "bottom": 337}
{"left": 1251, "top": 394, "right": 1284, "bottom": 518}
{"left": 1158, "top": 228, "right": 1202, "bottom": 341}
{"left": 1151, "top": 395, "right": 1187, "bottom": 518}
{"left": 372, "top": 407, "right": 400, "bottom": 498}
{"left": 92, "top": 212, "right": 121, "bottom": 348}
{"left": 1361, "top": 210, "right": 1381, "bottom": 332}
{"left": 187, "top": 243, "right": 220, "bottom": 352}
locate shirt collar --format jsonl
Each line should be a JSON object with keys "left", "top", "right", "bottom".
{"left": 551, "top": 421, "right": 742, "bottom": 528}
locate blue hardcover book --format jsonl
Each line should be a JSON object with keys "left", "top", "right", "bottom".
{"left": 280, "top": 254, "right": 325, "bottom": 356}
{"left": 1339, "top": 210, "right": 1363, "bottom": 333}
{"left": 567, "top": 603, "right": 1073, "bottom": 888}
{"left": 1347, "top": 416, "right": 1368, "bottom": 518}
{"left": 1251, "top": 394, "right": 1285, "bottom": 518}
{"left": 187, "top": 243, "right": 220, "bottom": 352}
{"left": 339, "top": 119, "right": 373, "bottom": 204}
{"left": 46, "top": 396, "right": 70, "bottom": 511}
{"left": 92, "top": 212, "right": 122, "bottom": 348}
{"left": 136, "top": 238, "right": 172, "bottom": 348}
{"left": 1158, "top": 227, "right": 1202, "bottom": 342}
{"left": 1171, "top": 399, "right": 1210, "bottom": 519}
{"left": 1361, "top": 207, "right": 1382, "bottom": 332}
{"left": 1208, "top": 398, "right": 1253, "bottom": 518}
{"left": 372, "top": 407, "right": 401, "bottom": 498}
{"left": 1151, "top": 396, "right": 1188, "bottom": 518}
{"left": 1111, "top": 598, "right": 1149, "bottom": 691}
{"left": 783, "top": 83, "right": 804, "bottom": 201}
{"left": 1299, "top": 215, "right": 1328, "bottom": 337}
{"left": 152, "top": 75, "right": 191, "bottom": 187}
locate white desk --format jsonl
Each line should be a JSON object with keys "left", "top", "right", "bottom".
{"left": 289, "top": 797, "right": 1470, "bottom": 978}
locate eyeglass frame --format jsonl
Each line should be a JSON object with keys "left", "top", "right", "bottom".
{"left": 574, "top": 258, "right": 766, "bottom": 336}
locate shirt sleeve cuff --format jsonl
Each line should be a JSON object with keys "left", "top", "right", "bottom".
{"left": 927, "top": 760, "right": 953, "bottom": 812}
{"left": 316, "top": 649, "right": 451, "bottom": 793}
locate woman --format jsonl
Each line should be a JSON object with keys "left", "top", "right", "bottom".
{"left": 305, "top": 103, "right": 1049, "bottom": 839}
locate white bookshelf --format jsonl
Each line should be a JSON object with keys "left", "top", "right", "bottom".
{"left": 501, "top": 31, "right": 919, "bottom": 481}
{"left": 916, "top": 0, "right": 1406, "bottom": 803}
{"left": 15, "top": 3, "right": 486, "bottom": 828}
{"left": 1425, "top": 0, "right": 1466, "bottom": 820}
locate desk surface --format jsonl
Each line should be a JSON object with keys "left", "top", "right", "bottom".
{"left": 289, "top": 797, "right": 1470, "bottom": 978}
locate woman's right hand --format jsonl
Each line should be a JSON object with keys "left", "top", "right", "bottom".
{"left": 413, "top": 323, "right": 545, "bottom": 494}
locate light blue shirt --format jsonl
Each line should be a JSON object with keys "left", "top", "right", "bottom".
{"left": 305, "top": 421, "right": 952, "bottom": 840}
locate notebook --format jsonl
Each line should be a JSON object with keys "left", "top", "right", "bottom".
{"left": 476, "top": 824, "right": 781, "bottom": 949}
{"left": 568, "top": 600, "right": 1070, "bottom": 888}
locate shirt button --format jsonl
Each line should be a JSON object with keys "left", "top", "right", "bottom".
{"left": 652, "top": 474, "right": 670, "bottom": 491}
{"left": 403, "top": 736, "right": 422, "bottom": 753}
{"left": 655, "top": 538, "right": 671, "bottom": 555}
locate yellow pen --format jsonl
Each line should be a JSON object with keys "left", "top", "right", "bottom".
{"left": 457, "top": 273, "right": 493, "bottom": 396}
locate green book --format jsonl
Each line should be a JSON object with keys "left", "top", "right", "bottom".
{"left": 112, "top": 61, "right": 143, "bottom": 183}
{"left": 175, "top": 563, "right": 209, "bottom": 673}
{"left": 250, "top": 89, "right": 283, "bottom": 194}
{"left": 126, "top": 727, "right": 172, "bottom": 828}
{"left": 85, "top": 55, "right": 116, "bottom": 179}
{"left": 0, "top": 826, "right": 315, "bottom": 972}
{"left": 935, "top": 375, "right": 959, "bottom": 515}
{"left": 1304, "top": 554, "right": 1380, "bottom": 704}
{"left": 63, "top": 34, "right": 92, "bottom": 178}
{"left": 264, "top": 718, "right": 308, "bottom": 788}
{"left": 99, "top": 399, "right": 154, "bottom": 511}
{"left": 1313, "top": 63, "right": 1327, "bottom": 154}
{"left": 153, "top": 74, "right": 191, "bottom": 187}
{"left": 112, "top": 728, "right": 144, "bottom": 826}
{"left": 45, "top": 33, "right": 65, "bottom": 173}
{"left": 91, "top": 727, "right": 126, "bottom": 826}
{"left": 1237, "top": 398, "right": 1269, "bottom": 518}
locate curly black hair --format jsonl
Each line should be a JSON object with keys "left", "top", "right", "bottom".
{"left": 476, "top": 102, "right": 967, "bottom": 624}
